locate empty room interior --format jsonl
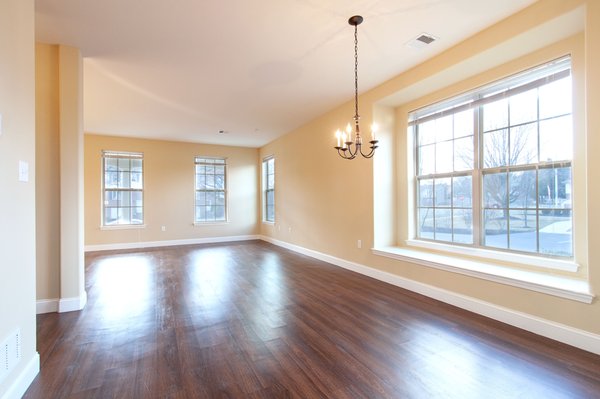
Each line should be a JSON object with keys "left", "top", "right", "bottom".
{"left": 2, "top": 0, "right": 600, "bottom": 397}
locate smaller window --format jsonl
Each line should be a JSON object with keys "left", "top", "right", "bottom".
{"left": 102, "top": 151, "right": 144, "bottom": 226}
{"left": 263, "top": 157, "right": 275, "bottom": 222}
{"left": 195, "top": 157, "right": 227, "bottom": 223}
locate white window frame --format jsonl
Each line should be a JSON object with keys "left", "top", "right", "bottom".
{"left": 262, "top": 156, "right": 275, "bottom": 223}
{"left": 194, "top": 157, "right": 227, "bottom": 223}
{"left": 408, "top": 56, "right": 576, "bottom": 271}
{"left": 101, "top": 150, "right": 144, "bottom": 227}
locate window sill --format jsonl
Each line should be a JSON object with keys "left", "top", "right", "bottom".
{"left": 372, "top": 245, "right": 594, "bottom": 304}
{"left": 406, "top": 239, "right": 579, "bottom": 272}
{"left": 100, "top": 224, "right": 146, "bottom": 230}
{"left": 193, "top": 221, "right": 229, "bottom": 226}
{"left": 262, "top": 221, "right": 275, "bottom": 225}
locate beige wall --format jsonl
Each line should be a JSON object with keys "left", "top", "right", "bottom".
{"left": 84, "top": 135, "right": 259, "bottom": 246}
{"left": 260, "top": 0, "right": 600, "bottom": 336}
{"left": 36, "top": 44, "right": 86, "bottom": 310}
{"left": 36, "top": 43, "right": 60, "bottom": 301}
{"left": 0, "top": 0, "right": 37, "bottom": 395}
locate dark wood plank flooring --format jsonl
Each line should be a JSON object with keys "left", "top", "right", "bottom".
{"left": 24, "top": 241, "right": 600, "bottom": 398}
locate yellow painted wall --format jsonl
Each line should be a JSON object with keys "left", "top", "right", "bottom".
{"left": 0, "top": 0, "right": 38, "bottom": 395}
{"left": 260, "top": 0, "right": 600, "bottom": 335}
{"left": 84, "top": 135, "right": 259, "bottom": 246}
{"left": 35, "top": 43, "right": 60, "bottom": 301}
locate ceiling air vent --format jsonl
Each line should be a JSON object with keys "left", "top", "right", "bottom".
{"left": 406, "top": 33, "right": 438, "bottom": 49}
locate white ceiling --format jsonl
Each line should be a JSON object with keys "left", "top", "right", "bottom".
{"left": 35, "top": 0, "right": 537, "bottom": 148}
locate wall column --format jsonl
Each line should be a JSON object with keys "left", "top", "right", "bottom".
{"left": 59, "top": 45, "right": 86, "bottom": 312}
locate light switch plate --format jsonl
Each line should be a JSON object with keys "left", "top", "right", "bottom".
{"left": 18, "top": 161, "right": 29, "bottom": 182}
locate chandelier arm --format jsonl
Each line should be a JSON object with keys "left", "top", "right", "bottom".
{"left": 337, "top": 147, "right": 356, "bottom": 160}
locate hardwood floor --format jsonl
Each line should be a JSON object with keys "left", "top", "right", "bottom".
{"left": 24, "top": 241, "right": 600, "bottom": 398}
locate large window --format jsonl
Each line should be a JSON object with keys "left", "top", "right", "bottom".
{"left": 195, "top": 157, "right": 227, "bottom": 223}
{"left": 410, "top": 57, "right": 572, "bottom": 258}
{"left": 263, "top": 156, "right": 275, "bottom": 222}
{"left": 102, "top": 151, "right": 144, "bottom": 226}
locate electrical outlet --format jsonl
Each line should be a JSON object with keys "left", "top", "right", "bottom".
{"left": 357, "top": 239, "right": 362, "bottom": 249}
{"left": 161, "top": 225, "right": 166, "bottom": 232}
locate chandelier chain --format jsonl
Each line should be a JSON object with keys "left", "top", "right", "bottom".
{"left": 354, "top": 24, "right": 359, "bottom": 120}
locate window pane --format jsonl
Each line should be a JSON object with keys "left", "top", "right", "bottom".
{"left": 217, "top": 191, "right": 226, "bottom": 206}
{"left": 119, "top": 191, "right": 131, "bottom": 207}
{"left": 453, "top": 209, "right": 473, "bottom": 244}
{"left": 196, "top": 191, "right": 205, "bottom": 206}
{"left": 539, "top": 212, "right": 572, "bottom": 257}
{"left": 105, "top": 172, "right": 118, "bottom": 188}
{"left": 205, "top": 175, "right": 215, "bottom": 189}
{"left": 418, "top": 208, "right": 434, "bottom": 239}
{"left": 104, "top": 191, "right": 118, "bottom": 207}
{"left": 206, "top": 191, "right": 216, "bottom": 205}
{"left": 131, "top": 159, "right": 142, "bottom": 172}
{"left": 120, "top": 208, "right": 131, "bottom": 224}
{"left": 419, "top": 179, "right": 433, "bottom": 207}
{"left": 132, "top": 191, "right": 143, "bottom": 206}
{"left": 434, "top": 178, "right": 451, "bottom": 207}
{"left": 539, "top": 115, "right": 572, "bottom": 162}
{"left": 215, "top": 165, "right": 225, "bottom": 175}
{"left": 205, "top": 206, "right": 215, "bottom": 221}
{"left": 483, "top": 129, "right": 508, "bottom": 168}
{"left": 538, "top": 167, "right": 571, "bottom": 210}
{"left": 206, "top": 165, "right": 214, "bottom": 175}
{"left": 131, "top": 172, "right": 143, "bottom": 189}
{"left": 510, "top": 123, "right": 538, "bottom": 166}
{"left": 453, "top": 136, "right": 473, "bottom": 171}
{"left": 509, "top": 209, "right": 537, "bottom": 253}
{"left": 105, "top": 158, "right": 118, "bottom": 172}
{"left": 509, "top": 170, "right": 536, "bottom": 208}
{"left": 266, "top": 205, "right": 275, "bottom": 222}
{"left": 104, "top": 207, "right": 119, "bottom": 225}
{"left": 118, "top": 158, "right": 130, "bottom": 172}
{"left": 418, "top": 120, "right": 436, "bottom": 145}
{"left": 452, "top": 176, "right": 472, "bottom": 207}
{"left": 266, "top": 190, "right": 274, "bottom": 206}
{"left": 454, "top": 109, "right": 473, "bottom": 138}
{"left": 215, "top": 206, "right": 226, "bottom": 221}
{"left": 483, "top": 98, "right": 508, "bottom": 132}
{"left": 436, "top": 115, "right": 453, "bottom": 142}
{"left": 118, "top": 172, "right": 131, "bottom": 189}
{"left": 131, "top": 208, "right": 143, "bottom": 224}
{"left": 509, "top": 88, "right": 537, "bottom": 125}
{"left": 214, "top": 174, "right": 225, "bottom": 189}
{"left": 484, "top": 209, "right": 508, "bottom": 249}
{"left": 434, "top": 209, "right": 451, "bottom": 242}
{"left": 418, "top": 144, "right": 435, "bottom": 175}
{"left": 483, "top": 172, "right": 507, "bottom": 209}
{"left": 197, "top": 206, "right": 206, "bottom": 221}
{"left": 196, "top": 175, "right": 206, "bottom": 189}
{"left": 539, "top": 77, "right": 571, "bottom": 119}
{"left": 435, "top": 141, "right": 453, "bottom": 173}
{"left": 196, "top": 165, "right": 205, "bottom": 175}
{"left": 267, "top": 174, "right": 274, "bottom": 189}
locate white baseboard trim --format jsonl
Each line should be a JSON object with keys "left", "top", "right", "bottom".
{"left": 36, "top": 298, "right": 58, "bottom": 314}
{"left": 260, "top": 235, "right": 600, "bottom": 355}
{"left": 58, "top": 291, "right": 87, "bottom": 313}
{"left": 84, "top": 235, "right": 261, "bottom": 252}
{"left": 1, "top": 352, "right": 39, "bottom": 399}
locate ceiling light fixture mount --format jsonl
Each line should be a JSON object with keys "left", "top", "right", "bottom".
{"left": 334, "top": 15, "right": 378, "bottom": 160}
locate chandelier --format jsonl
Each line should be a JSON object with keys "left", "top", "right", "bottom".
{"left": 334, "top": 15, "right": 378, "bottom": 160}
